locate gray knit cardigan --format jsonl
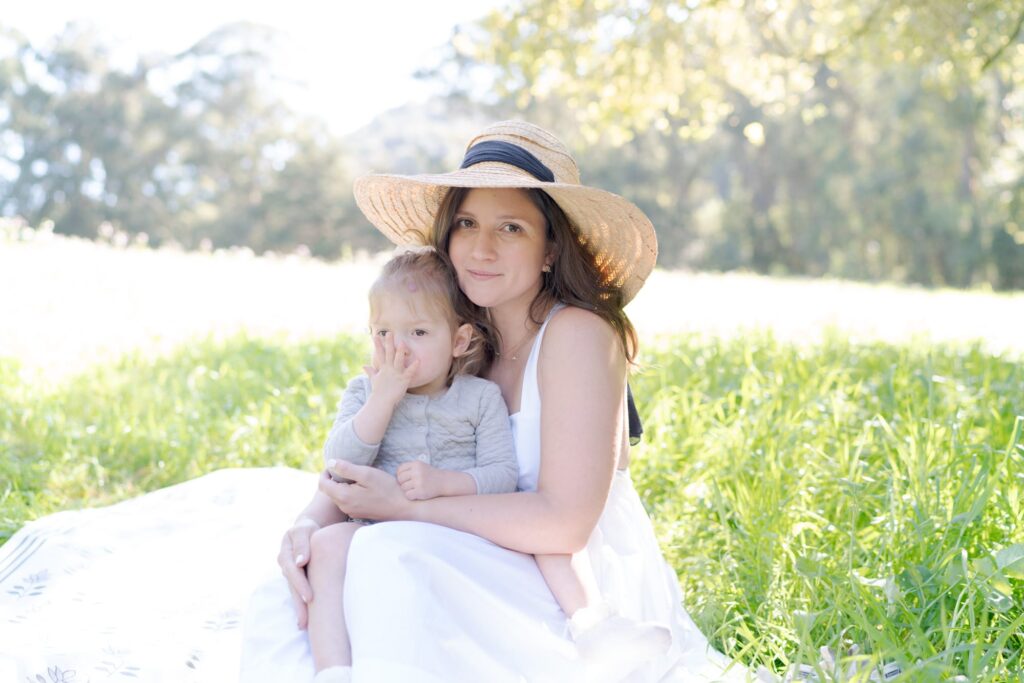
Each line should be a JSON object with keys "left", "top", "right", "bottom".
{"left": 323, "top": 373, "right": 519, "bottom": 495}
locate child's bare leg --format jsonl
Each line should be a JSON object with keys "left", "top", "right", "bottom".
{"left": 535, "top": 551, "right": 602, "bottom": 617}
{"left": 307, "top": 521, "right": 364, "bottom": 671}
{"left": 538, "top": 550, "right": 671, "bottom": 678}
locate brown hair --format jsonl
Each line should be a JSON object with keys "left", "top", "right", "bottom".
{"left": 368, "top": 249, "right": 489, "bottom": 381}
{"left": 431, "top": 187, "right": 639, "bottom": 365}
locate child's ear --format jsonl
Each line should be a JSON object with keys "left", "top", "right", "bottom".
{"left": 451, "top": 323, "right": 475, "bottom": 358}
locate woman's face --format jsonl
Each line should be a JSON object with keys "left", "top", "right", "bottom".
{"left": 447, "top": 188, "right": 551, "bottom": 312}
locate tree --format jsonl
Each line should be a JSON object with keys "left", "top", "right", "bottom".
{"left": 429, "top": 0, "right": 1024, "bottom": 288}
{"left": 452, "top": 0, "right": 1024, "bottom": 139}
{"left": 0, "top": 21, "right": 371, "bottom": 259}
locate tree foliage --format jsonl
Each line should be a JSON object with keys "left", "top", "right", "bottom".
{"left": 457, "top": 0, "right": 1024, "bottom": 138}
{"left": 0, "top": 22, "right": 379, "bottom": 256}
{"left": 439, "top": 0, "right": 1024, "bottom": 288}
{"left": 2, "top": 7, "right": 1022, "bottom": 290}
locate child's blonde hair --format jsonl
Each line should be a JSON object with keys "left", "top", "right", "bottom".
{"left": 368, "top": 248, "right": 489, "bottom": 382}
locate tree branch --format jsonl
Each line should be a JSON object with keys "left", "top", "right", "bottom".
{"left": 980, "top": 6, "right": 1024, "bottom": 72}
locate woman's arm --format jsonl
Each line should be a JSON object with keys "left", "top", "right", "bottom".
{"left": 322, "top": 307, "right": 626, "bottom": 554}
{"left": 295, "top": 488, "right": 348, "bottom": 529}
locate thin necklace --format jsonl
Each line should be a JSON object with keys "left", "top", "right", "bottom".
{"left": 496, "top": 326, "right": 538, "bottom": 362}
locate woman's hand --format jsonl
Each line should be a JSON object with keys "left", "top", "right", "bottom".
{"left": 276, "top": 516, "right": 320, "bottom": 629}
{"left": 320, "top": 461, "right": 415, "bottom": 521}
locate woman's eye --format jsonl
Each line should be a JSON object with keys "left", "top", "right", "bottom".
{"left": 502, "top": 223, "right": 523, "bottom": 233}
{"left": 455, "top": 218, "right": 474, "bottom": 229}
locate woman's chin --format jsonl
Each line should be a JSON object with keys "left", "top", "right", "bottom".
{"left": 462, "top": 287, "right": 502, "bottom": 309}
{"left": 463, "top": 284, "right": 538, "bottom": 311}
{"left": 467, "top": 296, "right": 500, "bottom": 309}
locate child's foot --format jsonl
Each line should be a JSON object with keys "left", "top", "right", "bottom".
{"left": 312, "top": 665, "right": 352, "bottom": 683}
{"left": 569, "top": 604, "right": 672, "bottom": 681}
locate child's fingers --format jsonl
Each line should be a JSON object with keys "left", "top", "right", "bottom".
{"left": 393, "top": 342, "right": 408, "bottom": 370}
{"left": 396, "top": 460, "right": 426, "bottom": 479}
{"left": 405, "top": 488, "right": 427, "bottom": 501}
{"left": 371, "top": 336, "right": 385, "bottom": 369}
{"left": 382, "top": 334, "right": 396, "bottom": 365}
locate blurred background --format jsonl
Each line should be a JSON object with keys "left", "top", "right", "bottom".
{"left": 1, "top": 1, "right": 1023, "bottom": 378}
{"left": 3, "top": 0, "right": 1022, "bottom": 286}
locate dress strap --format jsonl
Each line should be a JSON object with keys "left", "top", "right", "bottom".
{"left": 518, "top": 303, "right": 565, "bottom": 420}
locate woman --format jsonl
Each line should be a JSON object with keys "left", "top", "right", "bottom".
{"left": 241, "top": 121, "right": 747, "bottom": 682}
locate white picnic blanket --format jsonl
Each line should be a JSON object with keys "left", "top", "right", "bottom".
{"left": 0, "top": 467, "right": 316, "bottom": 683}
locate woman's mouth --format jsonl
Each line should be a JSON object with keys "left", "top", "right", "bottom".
{"left": 466, "top": 269, "right": 500, "bottom": 281}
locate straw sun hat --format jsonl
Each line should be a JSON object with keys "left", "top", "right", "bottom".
{"left": 353, "top": 120, "right": 658, "bottom": 304}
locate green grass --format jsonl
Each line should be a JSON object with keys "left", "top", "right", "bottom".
{"left": 0, "top": 334, "right": 369, "bottom": 542}
{"left": 630, "top": 333, "right": 1024, "bottom": 681}
{"left": 2, "top": 332, "right": 1022, "bottom": 681}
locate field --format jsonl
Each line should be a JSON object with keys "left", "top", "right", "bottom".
{"left": 3, "top": 226, "right": 1022, "bottom": 382}
{"left": 2, "top": 230, "right": 1023, "bottom": 680}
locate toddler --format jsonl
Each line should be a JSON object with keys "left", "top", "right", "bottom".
{"left": 308, "top": 248, "right": 518, "bottom": 683}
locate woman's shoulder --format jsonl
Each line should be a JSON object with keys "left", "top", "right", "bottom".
{"left": 539, "top": 304, "right": 624, "bottom": 381}
{"left": 544, "top": 304, "right": 618, "bottom": 348}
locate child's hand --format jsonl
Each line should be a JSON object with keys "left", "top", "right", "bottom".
{"left": 396, "top": 460, "right": 446, "bottom": 500}
{"left": 364, "top": 334, "right": 419, "bottom": 406}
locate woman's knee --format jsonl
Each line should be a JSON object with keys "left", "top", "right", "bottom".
{"left": 309, "top": 522, "right": 362, "bottom": 566}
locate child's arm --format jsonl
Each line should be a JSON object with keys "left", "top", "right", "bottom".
{"left": 324, "top": 338, "right": 416, "bottom": 467}
{"left": 323, "top": 375, "right": 381, "bottom": 467}
{"left": 351, "top": 337, "right": 416, "bottom": 443}
{"left": 391, "top": 380, "right": 518, "bottom": 500}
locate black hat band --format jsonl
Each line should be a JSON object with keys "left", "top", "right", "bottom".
{"left": 460, "top": 141, "right": 555, "bottom": 183}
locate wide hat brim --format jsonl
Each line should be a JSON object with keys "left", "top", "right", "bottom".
{"left": 354, "top": 163, "right": 658, "bottom": 304}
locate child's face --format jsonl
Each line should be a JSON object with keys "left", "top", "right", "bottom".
{"left": 369, "top": 292, "right": 470, "bottom": 396}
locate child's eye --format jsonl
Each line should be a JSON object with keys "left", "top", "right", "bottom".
{"left": 375, "top": 330, "right": 388, "bottom": 337}
{"left": 413, "top": 329, "right": 427, "bottom": 337}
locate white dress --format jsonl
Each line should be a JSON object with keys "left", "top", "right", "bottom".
{"left": 241, "top": 305, "right": 748, "bottom": 682}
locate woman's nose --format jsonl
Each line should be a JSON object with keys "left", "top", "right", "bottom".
{"left": 470, "top": 229, "right": 497, "bottom": 260}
